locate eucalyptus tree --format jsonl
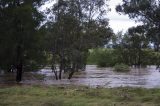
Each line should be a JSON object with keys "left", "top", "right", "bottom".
{"left": 0, "top": 0, "right": 47, "bottom": 82}
{"left": 46, "top": 0, "right": 113, "bottom": 79}
{"left": 116, "top": 0, "right": 160, "bottom": 51}
{"left": 124, "top": 26, "right": 149, "bottom": 66}
{"left": 111, "top": 26, "right": 149, "bottom": 66}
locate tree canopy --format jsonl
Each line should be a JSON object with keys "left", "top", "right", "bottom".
{"left": 45, "top": 0, "right": 113, "bottom": 79}
{"left": 0, "top": 0, "right": 47, "bottom": 82}
{"left": 0, "top": 0, "right": 113, "bottom": 81}
{"left": 116, "top": 0, "right": 160, "bottom": 51}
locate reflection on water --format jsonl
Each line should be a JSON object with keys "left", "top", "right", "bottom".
{"left": 0, "top": 65, "right": 160, "bottom": 88}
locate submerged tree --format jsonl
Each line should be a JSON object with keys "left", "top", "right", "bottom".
{"left": 124, "top": 26, "right": 149, "bottom": 67}
{"left": 110, "top": 26, "right": 149, "bottom": 67}
{"left": 45, "top": 0, "right": 113, "bottom": 80}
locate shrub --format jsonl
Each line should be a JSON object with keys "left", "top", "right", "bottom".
{"left": 87, "top": 48, "right": 118, "bottom": 67}
{"left": 114, "top": 63, "right": 130, "bottom": 72}
{"left": 97, "top": 59, "right": 107, "bottom": 67}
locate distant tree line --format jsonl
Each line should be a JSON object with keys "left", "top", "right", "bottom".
{"left": 88, "top": 0, "right": 160, "bottom": 68}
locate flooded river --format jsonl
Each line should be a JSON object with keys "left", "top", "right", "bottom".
{"left": 0, "top": 65, "right": 160, "bottom": 88}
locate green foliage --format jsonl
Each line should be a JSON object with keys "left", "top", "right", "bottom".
{"left": 87, "top": 48, "right": 160, "bottom": 67}
{"left": 87, "top": 48, "right": 118, "bottom": 67}
{"left": 116, "top": 0, "right": 160, "bottom": 51}
{"left": 0, "top": 0, "right": 47, "bottom": 72}
{"left": 114, "top": 63, "right": 130, "bottom": 72}
{"left": 0, "top": 0, "right": 113, "bottom": 81}
{"left": 45, "top": 0, "right": 113, "bottom": 79}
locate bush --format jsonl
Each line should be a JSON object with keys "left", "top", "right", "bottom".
{"left": 114, "top": 63, "right": 130, "bottom": 72}
{"left": 97, "top": 59, "right": 107, "bottom": 67}
{"left": 87, "top": 48, "right": 118, "bottom": 67}
{"left": 87, "top": 48, "right": 160, "bottom": 67}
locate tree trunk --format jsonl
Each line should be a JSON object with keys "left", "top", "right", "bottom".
{"left": 137, "top": 49, "right": 141, "bottom": 68}
{"left": 54, "top": 70, "right": 58, "bottom": 80}
{"left": 16, "top": 61, "right": 22, "bottom": 82}
{"left": 51, "top": 51, "right": 58, "bottom": 80}
{"left": 16, "top": 44, "right": 23, "bottom": 82}
{"left": 59, "top": 54, "right": 65, "bottom": 80}
{"left": 59, "top": 62, "right": 63, "bottom": 80}
{"left": 52, "top": 65, "right": 58, "bottom": 80}
{"left": 68, "top": 63, "right": 76, "bottom": 79}
{"left": 59, "top": 67, "right": 62, "bottom": 80}
{"left": 154, "top": 43, "right": 159, "bottom": 52}
{"left": 68, "top": 70, "right": 74, "bottom": 79}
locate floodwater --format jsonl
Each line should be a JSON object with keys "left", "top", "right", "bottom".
{"left": 0, "top": 65, "right": 160, "bottom": 88}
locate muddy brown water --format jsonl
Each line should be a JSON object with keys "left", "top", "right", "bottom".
{"left": 0, "top": 65, "right": 160, "bottom": 88}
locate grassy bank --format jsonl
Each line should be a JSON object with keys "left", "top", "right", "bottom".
{"left": 0, "top": 85, "right": 160, "bottom": 106}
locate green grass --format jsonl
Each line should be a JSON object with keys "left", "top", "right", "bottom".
{"left": 0, "top": 85, "right": 160, "bottom": 106}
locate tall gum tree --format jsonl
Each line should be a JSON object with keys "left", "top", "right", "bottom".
{"left": 0, "top": 0, "right": 47, "bottom": 82}
{"left": 45, "top": 0, "right": 113, "bottom": 80}
{"left": 116, "top": 0, "right": 160, "bottom": 51}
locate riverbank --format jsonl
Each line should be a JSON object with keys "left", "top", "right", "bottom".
{"left": 0, "top": 85, "right": 160, "bottom": 106}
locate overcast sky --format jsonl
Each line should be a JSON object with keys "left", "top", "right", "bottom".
{"left": 41, "top": 0, "right": 140, "bottom": 33}
{"left": 108, "top": 0, "right": 140, "bottom": 33}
